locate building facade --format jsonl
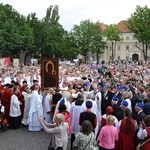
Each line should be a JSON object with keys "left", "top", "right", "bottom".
{"left": 96, "top": 20, "right": 150, "bottom": 62}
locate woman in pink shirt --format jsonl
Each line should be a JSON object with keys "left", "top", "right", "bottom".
{"left": 97, "top": 115, "right": 118, "bottom": 150}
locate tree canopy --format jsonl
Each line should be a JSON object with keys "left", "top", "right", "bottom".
{"left": 127, "top": 5, "right": 150, "bottom": 61}
{"left": 0, "top": 3, "right": 77, "bottom": 63}
{"left": 0, "top": 3, "right": 149, "bottom": 64}
{"left": 104, "top": 24, "right": 122, "bottom": 62}
{"left": 71, "top": 19, "right": 105, "bottom": 63}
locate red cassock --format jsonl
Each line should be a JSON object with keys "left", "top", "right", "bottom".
{"left": 142, "top": 128, "right": 150, "bottom": 150}
{"left": 116, "top": 118, "right": 136, "bottom": 150}
{"left": 101, "top": 117, "right": 107, "bottom": 128}
{"left": 101, "top": 116, "right": 115, "bottom": 127}
{"left": 20, "top": 85, "right": 27, "bottom": 93}
{"left": 30, "top": 84, "right": 41, "bottom": 92}
{"left": 1, "top": 89, "right": 13, "bottom": 124}
{"left": 0, "top": 85, "right": 4, "bottom": 92}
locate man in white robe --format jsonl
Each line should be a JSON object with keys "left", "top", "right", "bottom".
{"left": 21, "top": 88, "right": 31, "bottom": 126}
{"left": 92, "top": 83, "right": 102, "bottom": 117}
{"left": 82, "top": 92, "right": 99, "bottom": 134}
{"left": 28, "top": 86, "right": 43, "bottom": 131}
{"left": 43, "top": 88, "right": 54, "bottom": 123}
{"left": 91, "top": 83, "right": 102, "bottom": 135}
{"left": 83, "top": 93, "right": 98, "bottom": 116}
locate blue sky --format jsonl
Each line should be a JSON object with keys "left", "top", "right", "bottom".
{"left": 1, "top": 0, "right": 150, "bottom": 30}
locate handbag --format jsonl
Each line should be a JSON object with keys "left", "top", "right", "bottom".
{"left": 73, "top": 134, "right": 92, "bottom": 150}
{"left": 136, "top": 138, "right": 150, "bottom": 150}
{"left": 83, "top": 134, "right": 92, "bottom": 150}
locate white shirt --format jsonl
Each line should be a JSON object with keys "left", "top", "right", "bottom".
{"left": 0, "top": 104, "right": 4, "bottom": 113}
{"left": 9, "top": 94, "right": 21, "bottom": 117}
{"left": 137, "top": 127, "right": 150, "bottom": 140}
{"left": 4, "top": 76, "right": 11, "bottom": 84}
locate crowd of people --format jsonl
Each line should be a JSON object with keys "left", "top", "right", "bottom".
{"left": 0, "top": 60, "right": 150, "bottom": 150}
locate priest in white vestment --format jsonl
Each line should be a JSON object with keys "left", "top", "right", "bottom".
{"left": 28, "top": 86, "right": 43, "bottom": 131}
{"left": 43, "top": 88, "right": 54, "bottom": 123}
{"left": 21, "top": 88, "right": 31, "bottom": 126}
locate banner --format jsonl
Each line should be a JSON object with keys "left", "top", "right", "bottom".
{"left": 13, "top": 59, "right": 19, "bottom": 67}
{"left": 4, "top": 57, "right": 11, "bottom": 67}
{"left": 0, "top": 57, "right": 11, "bottom": 67}
{"left": 41, "top": 58, "right": 59, "bottom": 91}
{"left": 0, "top": 58, "right": 5, "bottom": 67}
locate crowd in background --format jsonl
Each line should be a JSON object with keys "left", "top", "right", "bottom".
{"left": 0, "top": 60, "right": 150, "bottom": 150}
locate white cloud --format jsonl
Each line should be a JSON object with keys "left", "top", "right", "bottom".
{"left": 1, "top": 0, "right": 150, "bottom": 30}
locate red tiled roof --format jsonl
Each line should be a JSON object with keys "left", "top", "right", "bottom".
{"left": 97, "top": 20, "right": 130, "bottom": 33}
{"left": 96, "top": 21, "right": 107, "bottom": 31}
{"left": 117, "top": 20, "right": 130, "bottom": 33}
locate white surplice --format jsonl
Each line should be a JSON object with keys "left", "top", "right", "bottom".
{"left": 43, "top": 93, "right": 52, "bottom": 123}
{"left": 28, "top": 90, "right": 43, "bottom": 131}
{"left": 21, "top": 91, "right": 31, "bottom": 125}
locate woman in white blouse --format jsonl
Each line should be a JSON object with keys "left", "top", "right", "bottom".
{"left": 9, "top": 87, "right": 22, "bottom": 129}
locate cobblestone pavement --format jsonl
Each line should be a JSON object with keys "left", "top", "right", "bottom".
{"left": 0, "top": 127, "right": 70, "bottom": 150}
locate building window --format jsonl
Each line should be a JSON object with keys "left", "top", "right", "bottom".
{"left": 126, "top": 56, "right": 129, "bottom": 60}
{"left": 149, "top": 45, "right": 150, "bottom": 50}
{"left": 147, "top": 56, "right": 150, "bottom": 60}
{"left": 117, "top": 56, "right": 120, "bottom": 60}
{"left": 126, "top": 45, "right": 129, "bottom": 50}
{"left": 109, "top": 46, "right": 112, "bottom": 50}
{"left": 117, "top": 45, "right": 120, "bottom": 51}
{"left": 109, "top": 56, "right": 112, "bottom": 61}
{"left": 126, "top": 36, "right": 129, "bottom": 40}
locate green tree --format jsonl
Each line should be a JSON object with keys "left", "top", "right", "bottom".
{"left": 42, "top": 5, "right": 67, "bottom": 58}
{"left": 0, "top": 4, "right": 21, "bottom": 57}
{"left": 0, "top": 3, "right": 35, "bottom": 64}
{"left": 61, "top": 32, "right": 79, "bottom": 60}
{"left": 41, "top": 24, "right": 66, "bottom": 58}
{"left": 104, "top": 24, "right": 121, "bottom": 62}
{"left": 27, "top": 13, "right": 45, "bottom": 58}
{"left": 71, "top": 20, "right": 106, "bottom": 63}
{"left": 90, "top": 24, "right": 106, "bottom": 64}
{"left": 44, "top": 5, "right": 60, "bottom": 26}
{"left": 127, "top": 5, "right": 150, "bottom": 61}
{"left": 71, "top": 20, "right": 92, "bottom": 63}
{"left": 18, "top": 16, "right": 36, "bottom": 64}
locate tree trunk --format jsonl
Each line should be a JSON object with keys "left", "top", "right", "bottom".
{"left": 19, "top": 51, "right": 26, "bottom": 65}
{"left": 84, "top": 53, "right": 87, "bottom": 64}
{"left": 24, "top": 52, "right": 30, "bottom": 65}
{"left": 145, "top": 43, "right": 149, "bottom": 61}
{"left": 82, "top": 53, "right": 87, "bottom": 64}
{"left": 96, "top": 52, "right": 99, "bottom": 65}
{"left": 114, "top": 41, "right": 116, "bottom": 61}
{"left": 112, "top": 42, "right": 114, "bottom": 62}
{"left": 143, "top": 43, "right": 147, "bottom": 61}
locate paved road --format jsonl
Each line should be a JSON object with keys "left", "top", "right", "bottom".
{"left": 0, "top": 127, "right": 70, "bottom": 150}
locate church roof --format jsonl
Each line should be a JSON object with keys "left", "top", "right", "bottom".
{"left": 117, "top": 20, "right": 130, "bottom": 33}
{"left": 97, "top": 20, "right": 130, "bottom": 33}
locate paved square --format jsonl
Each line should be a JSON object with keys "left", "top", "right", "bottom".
{"left": 0, "top": 127, "right": 53, "bottom": 150}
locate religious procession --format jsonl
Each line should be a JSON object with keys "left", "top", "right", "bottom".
{"left": 0, "top": 60, "right": 150, "bottom": 150}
